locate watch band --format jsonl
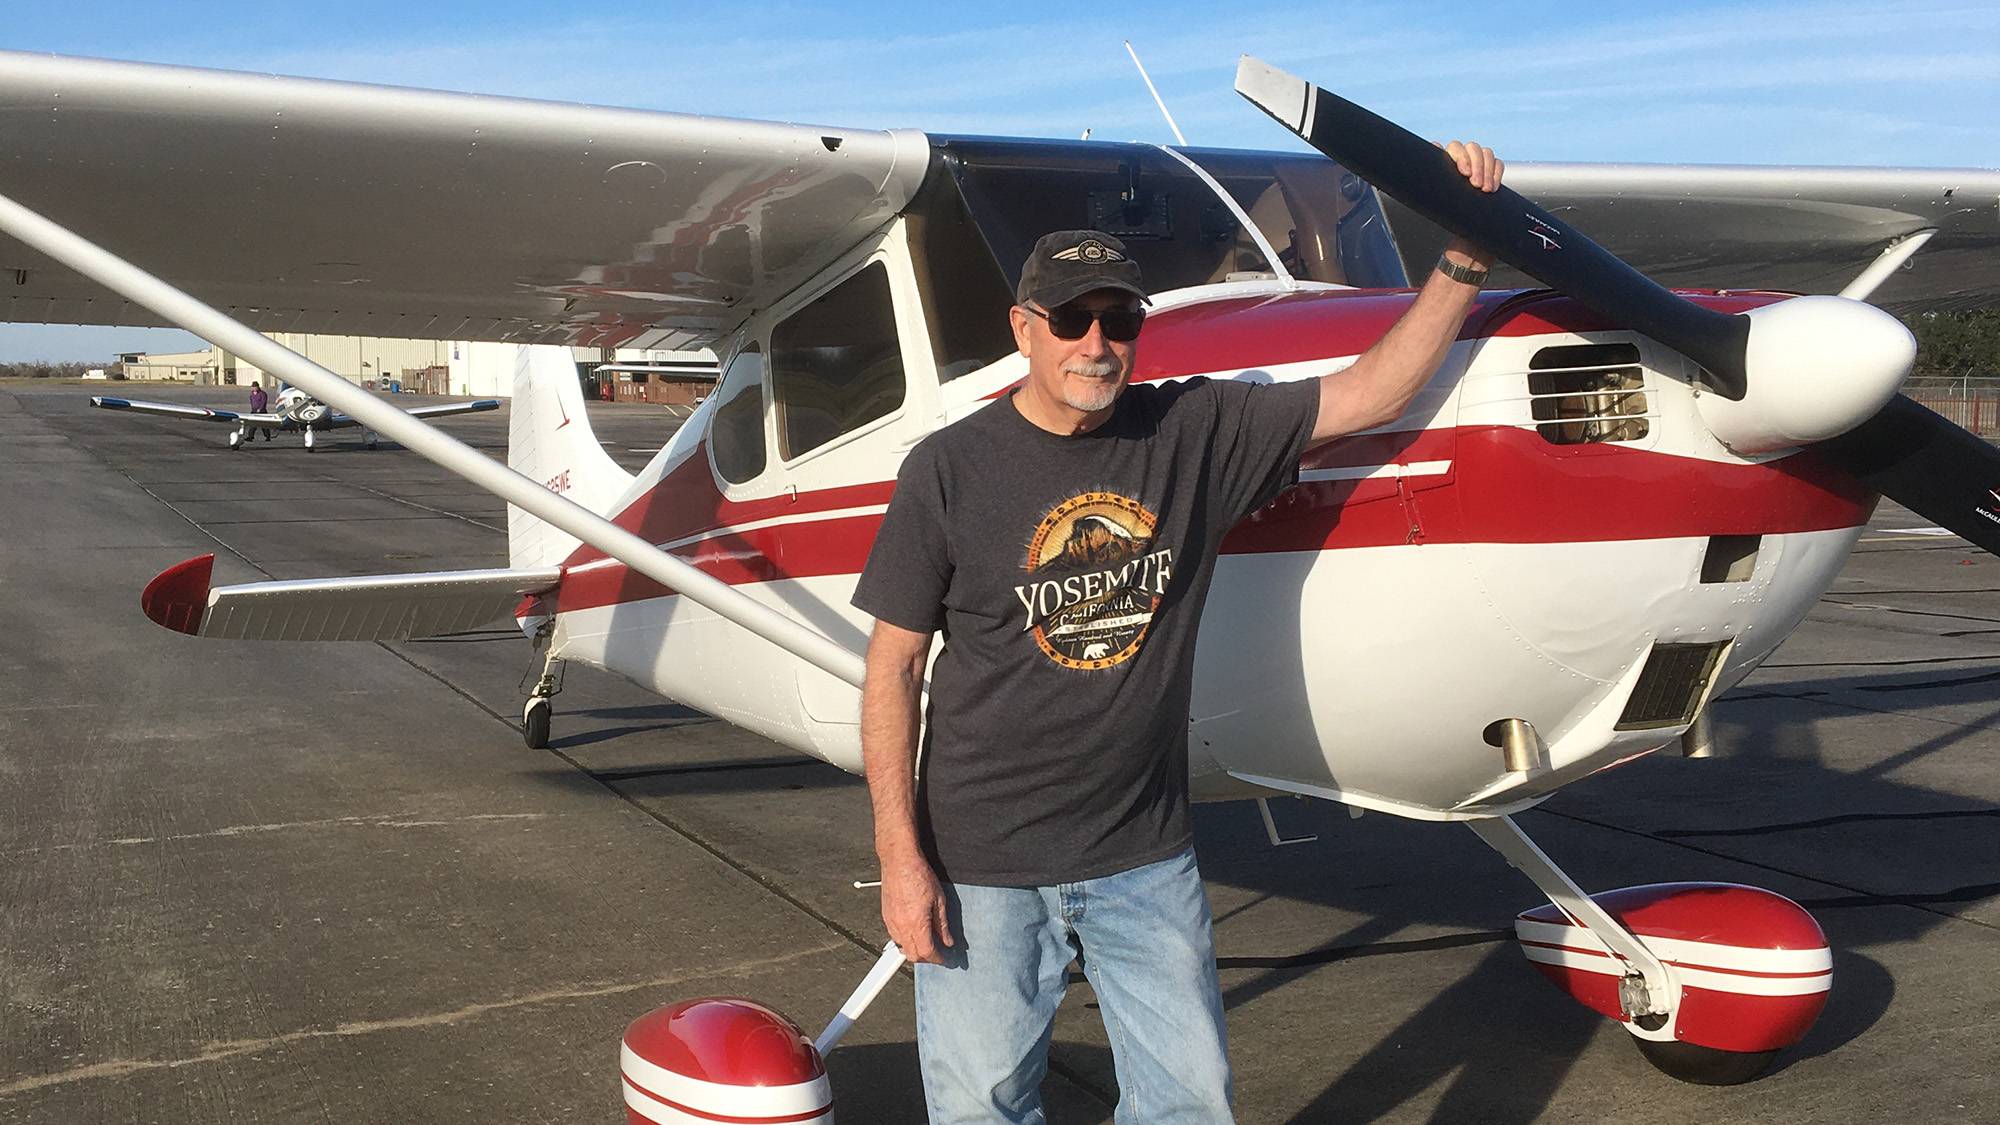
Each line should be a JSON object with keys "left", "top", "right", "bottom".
{"left": 1435, "top": 256, "right": 1490, "bottom": 287}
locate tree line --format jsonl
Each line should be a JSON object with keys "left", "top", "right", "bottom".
{"left": 0, "top": 361, "right": 113, "bottom": 379}
{"left": 4, "top": 311, "right": 1999, "bottom": 384}
{"left": 1905, "top": 309, "right": 2000, "bottom": 382}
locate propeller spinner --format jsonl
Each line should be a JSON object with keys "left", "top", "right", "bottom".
{"left": 1234, "top": 57, "right": 2000, "bottom": 554}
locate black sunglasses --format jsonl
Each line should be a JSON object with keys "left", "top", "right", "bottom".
{"left": 1028, "top": 303, "right": 1146, "bottom": 343}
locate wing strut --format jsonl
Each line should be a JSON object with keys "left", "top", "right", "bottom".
{"left": 0, "top": 188, "right": 867, "bottom": 689}
{"left": 1838, "top": 228, "right": 1936, "bottom": 302}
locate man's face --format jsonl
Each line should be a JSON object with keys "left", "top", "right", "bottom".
{"left": 1010, "top": 288, "right": 1142, "bottom": 415}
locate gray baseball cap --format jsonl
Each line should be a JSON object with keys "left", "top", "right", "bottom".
{"left": 1015, "top": 230, "right": 1150, "bottom": 309}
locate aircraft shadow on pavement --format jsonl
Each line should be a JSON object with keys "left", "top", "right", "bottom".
{"left": 825, "top": 1040, "right": 1120, "bottom": 1125}
{"left": 1171, "top": 658, "right": 1992, "bottom": 1120}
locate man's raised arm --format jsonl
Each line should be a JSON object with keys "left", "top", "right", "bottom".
{"left": 1310, "top": 141, "right": 1504, "bottom": 446}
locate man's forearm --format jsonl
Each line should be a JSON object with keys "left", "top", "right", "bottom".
{"left": 1310, "top": 243, "right": 1488, "bottom": 443}
{"left": 859, "top": 621, "right": 954, "bottom": 961}
{"left": 1310, "top": 141, "right": 1503, "bottom": 445}
{"left": 860, "top": 628, "right": 928, "bottom": 863}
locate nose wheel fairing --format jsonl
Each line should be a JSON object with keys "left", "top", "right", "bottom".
{"left": 1513, "top": 884, "right": 1832, "bottom": 1054}
{"left": 1470, "top": 814, "right": 1829, "bottom": 1085}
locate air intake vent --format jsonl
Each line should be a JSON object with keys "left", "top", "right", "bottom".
{"left": 1528, "top": 343, "right": 1648, "bottom": 445}
{"left": 1616, "top": 642, "right": 1728, "bottom": 730}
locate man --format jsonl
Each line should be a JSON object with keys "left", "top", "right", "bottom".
{"left": 246, "top": 380, "right": 274, "bottom": 440}
{"left": 853, "top": 143, "right": 1503, "bottom": 1123}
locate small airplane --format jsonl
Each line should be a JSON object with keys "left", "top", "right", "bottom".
{"left": 4, "top": 47, "right": 2000, "bottom": 1108}
{"left": 89, "top": 384, "right": 500, "bottom": 450}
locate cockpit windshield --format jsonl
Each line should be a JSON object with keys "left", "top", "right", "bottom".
{"left": 903, "top": 137, "right": 1411, "bottom": 381}
{"left": 934, "top": 137, "right": 1407, "bottom": 295}
{"left": 1177, "top": 147, "right": 1408, "bottom": 289}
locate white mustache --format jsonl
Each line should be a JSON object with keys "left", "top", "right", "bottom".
{"left": 1062, "top": 358, "right": 1122, "bottom": 379}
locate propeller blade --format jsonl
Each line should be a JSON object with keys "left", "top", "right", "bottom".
{"left": 1812, "top": 395, "right": 2000, "bottom": 554}
{"left": 1234, "top": 56, "right": 1750, "bottom": 400}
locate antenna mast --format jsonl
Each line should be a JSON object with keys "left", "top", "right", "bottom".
{"left": 1123, "top": 41, "right": 1187, "bottom": 146}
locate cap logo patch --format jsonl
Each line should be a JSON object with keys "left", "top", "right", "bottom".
{"left": 1052, "top": 239, "right": 1126, "bottom": 264}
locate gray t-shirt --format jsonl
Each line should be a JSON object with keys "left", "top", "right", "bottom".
{"left": 852, "top": 376, "right": 1319, "bottom": 886}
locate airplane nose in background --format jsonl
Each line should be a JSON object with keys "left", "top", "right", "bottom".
{"left": 1695, "top": 295, "right": 1916, "bottom": 455}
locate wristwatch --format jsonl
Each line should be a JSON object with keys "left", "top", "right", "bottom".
{"left": 1435, "top": 255, "right": 1490, "bottom": 287}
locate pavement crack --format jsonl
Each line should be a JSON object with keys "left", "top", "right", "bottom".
{"left": 1796, "top": 881, "right": 2000, "bottom": 910}
{"left": 1857, "top": 668, "right": 2000, "bottom": 692}
{"left": 592, "top": 758, "right": 806, "bottom": 783}
{"left": 1657, "top": 808, "right": 1999, "bottom": 838}
{"left": 1760, "top": 654, "right": 2000, "bottom": 669}
{"left": 1820, "top": 599, "right": 2000, "bottom": 625}
{"left": 0, "top": 943, "right": 842, "bottom": 1099}
{"left": 4, "top": 813, "right": 550, "bottom": 857}
{"left": 1535, "top": 808, "right": 1999, "bottom": 933}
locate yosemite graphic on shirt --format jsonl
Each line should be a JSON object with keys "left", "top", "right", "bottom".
{"left": 1013, "top": 492, "right": 1174, "bottom": 670}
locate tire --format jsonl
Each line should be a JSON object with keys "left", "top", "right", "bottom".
{"left": 1631, "top": 1035, "right": 1779, "bottom": 1085}
{"left": 523, "top": 697, "right": 551, "bottom": 750}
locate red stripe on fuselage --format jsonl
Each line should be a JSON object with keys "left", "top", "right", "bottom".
{"left": 544, "top": 289, "right": 1851, "bottom": 615}
{"left": 546, "top": 434, "right": 1870, "bottom": 615}
{"left": 1126, "top": 288, "right": 1788, "bottom": 383}
{"left": 1225, "top": 427, "right": 1872, "bottom": 554}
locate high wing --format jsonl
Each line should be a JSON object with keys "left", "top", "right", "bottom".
{"left": 4, "top": 51, "right": 1996, "bottom": 361}
{"left": 89, "top": 396, "right": 281, "bottom": 425}
{"left": 1379, "top": 162, "right": 2000, "bottom": 312}
{"left": 0, "top": 51, "right": 931, "bottom": 350}
{"left": 141, "top": 554, "right": 561, "bottom": 641}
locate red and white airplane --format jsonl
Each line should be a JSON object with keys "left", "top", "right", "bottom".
{"left": 4, "top": 48, "right": 1999, "bottom": 1109}
{"left": 89, "top": 384, "right": 500, "bottom": 449}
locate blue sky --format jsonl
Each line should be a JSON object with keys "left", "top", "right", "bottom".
{"left": 4, "top": 0, "right": 1997, "bottom": 361}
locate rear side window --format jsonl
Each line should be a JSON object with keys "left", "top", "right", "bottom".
{"left": 770, "top": 262, "right": 907, "bottom": 459}
{"left": 710, "top": 345, "right": 767, "bottom": 485}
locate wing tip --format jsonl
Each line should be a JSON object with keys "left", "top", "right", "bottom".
{"left": 140, "top": 554, "right": 215, "bottom": 635}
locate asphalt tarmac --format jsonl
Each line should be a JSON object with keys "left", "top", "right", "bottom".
{"left": 1, "top": 383, "right": 1994, "bottom": 1124}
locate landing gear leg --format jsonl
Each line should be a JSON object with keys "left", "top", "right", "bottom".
{"left": 1468, "top": 815, "right": 1676, "bottom": 1021}
{"left": 1468, "top": 815, "right": 1784, "bottom": 1085}
{"left": 521, "top": 639, "right": 562, "bottom": 750}
{"left": 302, "top": 426, "right": 316, "bottom": 451}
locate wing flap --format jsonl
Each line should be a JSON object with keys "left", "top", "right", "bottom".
{"left": 145, "top": 556, "right": 563, "bottom": 641}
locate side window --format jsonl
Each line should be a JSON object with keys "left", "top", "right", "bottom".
{"left": 770, "top": 262, "right": 906, "bottom": 460}
{"left": 710, "top": 345, "right": 767, "bottom": 485}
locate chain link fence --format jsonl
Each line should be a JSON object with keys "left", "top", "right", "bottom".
{"left": 1903, "top": 377, "right": 2000, "bottom": 435}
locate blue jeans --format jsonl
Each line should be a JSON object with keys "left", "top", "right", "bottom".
{"left": 913, "top": 847, "right": 1233, "bottom": 1125}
